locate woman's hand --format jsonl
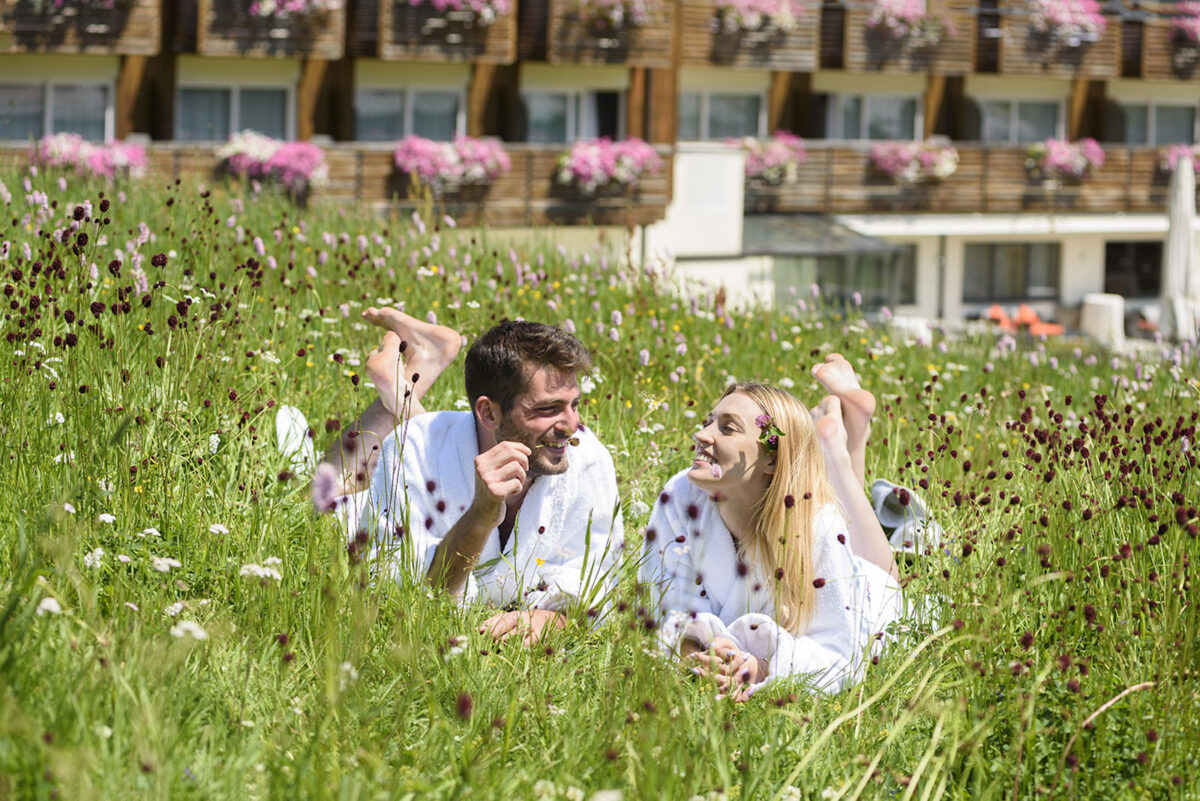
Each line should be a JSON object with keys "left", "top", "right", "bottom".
{"left": 686, "top": 638, "right": 765, "bottom": 702}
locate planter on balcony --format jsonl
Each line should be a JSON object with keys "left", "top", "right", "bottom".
{"left": 996, "top": 1, "right": 1119, "bottom": 78}
{"left": 378, "top": 0, "right": 517, "bottom": 62}
{"left": 1141, "top": 18, "right": 1200, "bottom": 80}
{"left": 197, "top": 0, "right": 344, "bottom": 58}
{"left": 0, "top": 0, "right": 158, "bottom": 54}
{"left": 546, "top": 0, "right": 675, "bottom": 67}
{"left": 844, "top": 1, "right": 975, "bottom": 73}
{"left": 678, "top": 0, "right": 817, "bottom": 71}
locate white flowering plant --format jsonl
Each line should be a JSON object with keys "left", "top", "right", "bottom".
{"left": 870, "top": 139, "right": 959, "bottom": 184}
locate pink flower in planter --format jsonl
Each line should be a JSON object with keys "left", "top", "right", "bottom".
{"left": 1157, "top": 144, "right": 1200, "bottom": 172}
{"left": 714, "top": 0, "right": 809, "bottom": 34}
{"left": 1028, "top": 0, "right": 1106, "bottom": 46}
{"left": 870, "top": 139, "right": 958, "bottom": 184}
{"left": 733, "top": 130, "right": 806, "bottom": 185}
{"left": 394, "top": 135, "right": 510, "bottom": 191}
{"left": 1025, "top": 137, "right": 1105, "bottom": 181}
{"left": 30, "top": 134, "right": 146, "bottom": 181}
{"left": 866, "top": 0, "right": 947, "bottom": 47}
{"left": 248, "top": 0, "right": 343, "bottom": 20}
{"left": 217, "top": 131, "right": 328, "bottom": 197}
{"left": 556, "top": 138, "right": 662, "bottom": 195}
{"left": 411, "top": 0, "right": 512, "bottom": 24}
{"left": 1170, "top": 2, "right": 1200, "bottom": 43}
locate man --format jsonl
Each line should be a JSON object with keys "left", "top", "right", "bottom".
{"left": 328, "top": 310, "right": 624, "bottom": 645}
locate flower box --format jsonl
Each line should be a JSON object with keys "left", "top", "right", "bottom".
{"left": 869, "top": 139, "right": 959, "bottom": 185}
{"left": 0, "top": 0, "right": 159, "bottom": 54}
{"left": 378, "top": 0, "right": 517, "bottom": 62}
{"left": 1024, "top": 137, "right": 1104, "bottom": 184}
{"left": 733, "top": 131, "right": 807, "bottom": 185}
{"left": 1141, "top": 13, "right": 1200, "bottom": 80}
{"left": 197, "top": 0, "right": 345, "bottom": 58}
{"left": 678, "top": 0, "right": 817, "bottom": 71}
{"left": 30, "top": 133, "right": 147, "bottom": 180}
{"left": 216, "top": 131, "right": 329, "bottom": 203}
{"left": 546, "top": 0, "right": 675, "bottom": 67}
{"left": 995, "top": 0, "right": 1119, "bottom": 78}
{"left": 843, "top": 0, "right": 974, "bottom": 73}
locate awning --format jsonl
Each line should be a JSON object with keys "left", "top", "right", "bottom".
{"left": 742, "top": 214, "right": 904, "bottom": 258}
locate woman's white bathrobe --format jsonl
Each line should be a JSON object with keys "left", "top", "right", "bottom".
{"left": 640, "top": 470, "right": 901, "bottom": 695}
{"left": 364, "top": 411, "right": 624, "bottom": 611}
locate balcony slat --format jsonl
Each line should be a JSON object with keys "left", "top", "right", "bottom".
{"left": 842, "top": 1, "right": 975, "bottom": 74}
{"left": 0, "top": 0, "right": 160, "bottom": 54}
{"left": 197, "top": 0, "right": 344, "bottom": 58}
{"left": 997, "top": 2, "right": 1120, "bottom": 78}
{"left": 1140, "top": 18, "right": 1200, "bottom": 80}
{"left": 546, "top": 0, "right": 675, "bottom": 68}
{"left": 377, "top": 0, "right": 517, "bottom": 63}
{"left": 678, "top": 0, "right": 817, "bottom": 72}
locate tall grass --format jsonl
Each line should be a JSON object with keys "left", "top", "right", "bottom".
{"left": 0, "top": 168, "right": 1197, "bottom": 799}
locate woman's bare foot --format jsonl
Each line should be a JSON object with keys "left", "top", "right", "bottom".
{"left": 811, "top": 354, "right": 875, "bottom": 486}
{"left": 365, "top": 331, "right": 411, "bottom": 418}
{"left": 812, "top": 396, "right": 850, "bottom": 463}
{"left": 362, "top": 307, "right": 462, "bottom": 401}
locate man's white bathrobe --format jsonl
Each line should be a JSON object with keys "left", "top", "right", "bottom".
{"left": 364, "top": 411, "right": 624, "bottom": 611}
{"left": 640, "top": 470, "right": 901, "bottom": 695}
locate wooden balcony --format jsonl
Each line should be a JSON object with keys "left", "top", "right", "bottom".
{"left": 1140, "top": 17, "right": 1200, "bottom": 80}
{"left": 376, "top": 0, "right": 517, "bottom": 62}
{"left": 0, "top": 0, "right": 159, "bottom": 54}
{"left": 842, "top": 0, "right": 975, "bottom": 74}
{"left": 678, "top": 0, "right": 817, "bottom": 71}
{"left": 992, "top": 0, "right": 1121, "bottom": 78}
{"left": 743, "top": 144, "right": 1187, "bottom": 215}
{"left": 195, "top": 0, "right": 343, "bottom": 58}
{"left": 514, "top": 0, "right": 674, "bottom": 67}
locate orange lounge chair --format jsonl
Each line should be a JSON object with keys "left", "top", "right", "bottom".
{"left": 987, "top": 304, "right": 1018, "bottom": 333}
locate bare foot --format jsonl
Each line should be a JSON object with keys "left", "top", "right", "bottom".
{"left": 811, "top": 354, "right": 876, "bottom": 425}
{"left": 362, "top": 307, "right": 462, "bottom": 400}
{"left": 812, "top": 395, "right": 849, "bottom": 459}
{"left": 365, "top": 332, "right": 410, "bottom": 418}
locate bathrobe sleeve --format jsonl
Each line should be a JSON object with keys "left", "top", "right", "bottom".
{"left": 640, "top": 471, "right": 723, "bottom": 652}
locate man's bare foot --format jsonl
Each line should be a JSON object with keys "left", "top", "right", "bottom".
{"left": 365, "top": 332, "right": 410, "bottom": 418}
{"left": 362, "top": 307, "right": 462, "bottom": 400}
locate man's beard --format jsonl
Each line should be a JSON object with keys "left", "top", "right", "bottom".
{"left": 494, "top": 416, "right": 570, "bottom": 478}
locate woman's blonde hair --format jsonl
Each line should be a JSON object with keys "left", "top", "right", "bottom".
{"left": 722, "top": 382, "right": 836, "bottom": 634}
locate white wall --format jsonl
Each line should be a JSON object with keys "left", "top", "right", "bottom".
{"left": 642, "top": 143, "right": 746, "bottom": 259}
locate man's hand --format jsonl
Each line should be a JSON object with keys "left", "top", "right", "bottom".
{"left": 472, "top": 441, "right": 531, "bottom": 523}
{"left": 479, "top": 609, "right": 566, "bottom": 646}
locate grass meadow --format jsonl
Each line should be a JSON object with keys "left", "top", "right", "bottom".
{"left": 1, "top": 167, "right": 1198, "bottom": 800}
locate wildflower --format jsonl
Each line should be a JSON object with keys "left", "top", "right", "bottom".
{"left": 311, "top": 462, "right": 339, "bottom": 513}
{"left": 209, "top": 523, "right": 229, "bottom": 535}
{"left": 240, "top": 562, "right": 283, "bottom": 582}
{"left": 151, "top": 555, "right": 182, "bottom": 572}
{"left": 534, "top": 780, "right": 558, "bottom": 799}
{"left": 456, "top": 692, "right": 473, "bottom": 720}
{"left": 338, "top": 661, "right": 359, "bottom": 691}
{"left": 98, "top": 513, "right": 116, "bottom": 524}
{"left": 165, "top": 601, "right": 184, "bottom": 616}
{"left": 83, "top": 548, "right": 104, "bottom": 569}
{"left": 37, "top": 597, "right": 62, "bottom": 616}
{"left": 117, "top": 554, "right": 131, "bottom": 563}
{"left": 139, "top": 527, "right": 162, "bottom": 538}
{"left": 63, "top": 502, "right": 76, "bottom": 514}
{"left": 169, "top": 621, "right": 208, "bottom": 641}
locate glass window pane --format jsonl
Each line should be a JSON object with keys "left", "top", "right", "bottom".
{"left": 678, "top": 92, "right": 700, "bottom": 140}
{"left": 1017, "top": 101, "right": 1058, "bottom": 142}
{"left": 178, "top": 88, "right": 231, "bottom": 142}
{"left": 412, "top": 90, "right": 459, "bottom": 141}
{"left": 1122, "top": 104, "right": 1149, "bottom": 145}
{"left": 1026, "top": 243, "right": 1059, "bottom": 299}
{"left": 866, "top": 97, "right": 916, "bottom": 140}
{"left": 239, "top": 88, "right": 287, "bottom": 139}
{"left": 0, "top": 85, "right": 44, "bottom": 141}
{"left": 992, "top": 243, "right": 1025, "bottom": 298}
{"left": 896, "top": 245, "right": 917, "bottom": 305}
{"left": 355, "top": 89, "right": 404, "bottom": 142}
{"left": 525, "top": 93, "right": 569, "bottom": 144}
{"left": 707, "top": 94, "right": 760, "bottom": 139}
{"left": 840, "top": 96, "right": 861, "bottom": 139}
{"left": 1154, "top": 105, "right": 1196, "bottom": 145}
{"left": 980, "top": 99, "right": 1012, "bottom": 143}
{"left": 51, "top": 85, "right": 106, "bottom": 141}
{"left": 963, "top": 244, "right": 990, "bottom": 302}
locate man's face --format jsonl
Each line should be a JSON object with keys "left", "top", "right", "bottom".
{"left": 493, "top": 366, "right": 582, "bottom": 477}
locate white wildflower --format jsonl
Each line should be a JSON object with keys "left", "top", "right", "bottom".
{"left": 169, "top": 620, "right": 207, "bottom": 640}
{"left": 83, "top": 547, "right": 104, "bottom": 569}
{"left": 117, "top": 554, "right": 131, "bottom": 563}
{"left": 151, "top": 555, "right": 182, "bottom": 573}
{"left": 98, "top": 513, "right": 115, "bottom": 524}
{"left": 240, "top": 563, "right": 282, "bottom": 582}
{"left": 263, "top": 556, "right": 282, "bottom": 566}
{"left": 338, "top": 661, "right": 359, "bottom": 691}
{"left": 124, "top": 602, "right": 139, "bottom": 611}
{"left": 209, "top": 523, "right": 229, "bottom": 535}
{"left": 94, "top": 724, "right": 113, "bottom": 739}
{"left": 165, "top": 601, "right": 184, "bottom": 616}
{"left": 47, "top": 412, "right": 65, "bottom": 425}
{"left": 566, "top": 787, "right": 585, "bottom": 801}
{"left": 37, "top": 597, "right": 62, "bottom": 616}
{"left": 139, "top": 527, "right": 162, "bottom": 538}
{"left": 62, "top": 502, "right": 75, "bottom": 514}
{"left": 209, "top": 434, "right": 220, "bottom": 455}
{"left": 533, "top": 780, "right": 558, "bottom": 799}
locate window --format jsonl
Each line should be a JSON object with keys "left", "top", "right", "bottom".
{"left": 0, "top": 83, "right": 111, "bottom": 142}
{"left": 978, "top": 99, "right": 1059, "bottom": 143}
{"left": 774, "top": 247, "right": 916, "bottom": 311}
{"left": 176, "top": 86, "right": 291, "bottom": 142}
{"left": 1104, "top": 241, "right": 1161, "bottom": 297}
{"left": 963, "top": 243, "right": 1060, "bottom": 303}
{"left": 1110, "top": 102, "right": 1197, "bottom": 145}
{"left": 522, "top": 91, "right": 622, "bottom": 143}
{"left": 353, "top": 88, "right": 463, "bottom": 142}
{"left": 831, "top": 95, "right": 918, "bottom": 140}
{"left": 676, "top": 92, "right": 763, "bottom": 140}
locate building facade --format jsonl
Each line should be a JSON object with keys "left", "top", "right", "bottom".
{"left": 2, "top": 0, "right": 1198, "bottom": 324}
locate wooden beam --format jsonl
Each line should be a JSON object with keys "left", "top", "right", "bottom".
{"left": 627, "top": 67, "right": 647, "bottom": 140}
{"left": 115, "top": 55, "right": 149, "bottom": 140}
{"left": 297, "top": 58, "right": 328, "bottom": 141}
{"left": 645, "top": 67, "right": 676, "bottom": 144}
{"left": 768, "top": 71, "right": 791, "bottom": 133}
{"left": 923, "top": 73, "right": 947, "bottom": 139}
{"left": 467, "top": 63, "right": 496, "bottom": 138}
{"left": 1067, "top": 77, "right": 1088, "bottom": 140}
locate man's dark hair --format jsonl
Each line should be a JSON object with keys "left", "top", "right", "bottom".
{"left": 465, "top": 320, "right": 592, "bottom": 413}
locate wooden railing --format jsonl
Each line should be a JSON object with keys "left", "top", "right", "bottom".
{"left": 0, "top": 143, "right": 672, "bottom": 227}
{"left": 743, "top": 144, "right": 1190, "bottom": 215}
{"left": 990, "top": 0, "right": 1122, "bottom": 78}
{"left": 0, "top": 0, "right": 159, "bottom": 53}
{"left": 375, "top": 0, "right": 517, "bottom": 62}
{"left": 195, "top": 0, "right": 344, "bottom": 58}
{"left": 678, "top": 0, "right": 818, "bottom": 71}
{"left": 841, "top": 0, "right": 975, "bottom": 74}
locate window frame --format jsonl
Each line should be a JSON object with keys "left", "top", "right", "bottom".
{"left": 0, "top": 81, "right": 115, "bottom": 142}
{"left": 828, "top": 93, "right": 923, "bottom": 142}
{"left": 976, "top": 97, "right": 1064, "bottom": 144}
{"left": 676, "top": 89, "right": 767, "bottom": 141}
{"left": 174, "top": 83, "right": 296, "bottom": 143}
{"left": 962, "top": 242, "right": 1062, "bottom": 304}
{"left": 520, "top": 89, "right": 627, "bottom": 143}
{"left": 350, "top": 85, "right": 468, "bottom": 142}
{"left": 1115, "top": 100, "right": 1199, "bottom": 146}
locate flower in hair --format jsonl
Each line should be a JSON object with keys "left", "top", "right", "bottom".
{"left": 755, "top": 413, "right": 785, "bottom": 453}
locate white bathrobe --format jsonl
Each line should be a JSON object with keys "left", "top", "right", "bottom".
{"left": 364, "top": 411, "right": 624, "bottom": 611}
{"left": 640, "top": 470, "right": 901, "bottom": 695}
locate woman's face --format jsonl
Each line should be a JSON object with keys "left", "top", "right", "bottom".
{"left": 689, "top": 392, "right": 774, "bottom": 497}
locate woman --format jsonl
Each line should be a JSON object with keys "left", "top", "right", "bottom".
{"left": 640, "top": 357, "right": 902, "bottom": 700}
